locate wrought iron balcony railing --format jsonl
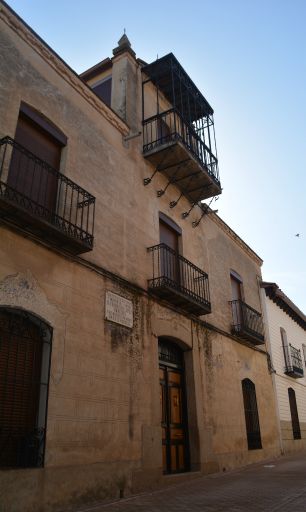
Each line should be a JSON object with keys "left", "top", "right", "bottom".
{"left": 147, "top": 243, "right": 211, "bottom": 316}
{"left": 0, "top": 136, "right": 95, "bottom": 254}
{"left": 143, "top": 108, "right": 220, "bottom": 187}
{"left": 229, "top": 299, "right": 264, "bottom": 345}
{"left": 283, "top": 343, "right": 304, "bottom": 378}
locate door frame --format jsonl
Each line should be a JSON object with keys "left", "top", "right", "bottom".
{"left": 159, "top": 338, "right": 190, "bottom": 474}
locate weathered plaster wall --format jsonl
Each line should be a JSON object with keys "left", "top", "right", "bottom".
{"left": 0, "top": 227, "right": 280, "bottom": 512}
{"left": 0, "top": 5, "right": 281, "bottom": 512}
{"left": 193, "top": 323, "right": 280, "bottom": 471}
{"left": 0, "top": 8, "right": 262, "bottom": 339}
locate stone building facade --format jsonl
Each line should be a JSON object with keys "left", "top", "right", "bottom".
{"left": 0, "top": 2, "right": 281, "bottom": 511}
{"left": 261, "top": 282, "right": 306, "bottom": 453}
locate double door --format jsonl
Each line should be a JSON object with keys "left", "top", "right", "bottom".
{"left": 159, "top": 362, "right": 189, "bottom": 473}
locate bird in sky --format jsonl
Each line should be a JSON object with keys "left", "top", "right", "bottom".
{"left": 295, "top": 233, "right": 300, "bottom": 237}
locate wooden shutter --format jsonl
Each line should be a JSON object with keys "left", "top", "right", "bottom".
{"left": 159, "top": 220, "right": 179, "bottom": 283}
{"left": 231, "top": 274, "right": 242, "bottom": 301}
{"left": 288, "top": 388, "right": 301, "bottom": 440}
{"left": 0, "top": 310, "right": 43, "bottom": 467}
{"left": 160, "top": 220, "right": 179, "bottom": 252}
{"left": 242, "top": 379, "right": 262, "bottom": 450}
{"left": 8, "top": 112, "right": 62, "bottom": 212}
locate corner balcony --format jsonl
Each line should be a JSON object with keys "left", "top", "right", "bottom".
{"left": 0, "top": 136, "right": 95, "bottom": 254}
{"left": 143, "top": 109, "right": 221, "bottom": 202}
{"left": 284, "top": 344, "right": 304, "bottom": 378}
{"left": 147, "top": 243, "right": 211, "bottom": 316}
{"left": 229, "top": 299, "right": 265, "bottom": 345}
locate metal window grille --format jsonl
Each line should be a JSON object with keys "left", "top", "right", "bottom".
{"left": 302, "top": 344, "right": 306, "bottom": 366}
{"left": 241, "top": 379, "right": 262, "bottom": 450}
{"left": 0, "top": 308, "right": 52, "bottom": 468}
{"left": 282, "top": 329, "right": 304, "bottom": 377}
{"left": 159, "top": 339, "right": 183, "bottom": 367}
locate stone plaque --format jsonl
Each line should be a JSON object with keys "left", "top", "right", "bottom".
{"left": 105, "top": 291, "right": 133, "bottom": 328}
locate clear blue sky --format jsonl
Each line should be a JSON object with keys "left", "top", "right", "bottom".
{"left": 6, "top": 0, "right": 306, "bottom": 312}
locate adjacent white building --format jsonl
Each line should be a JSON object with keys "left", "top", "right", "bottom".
{"left": 261, "top": 282, "right": 306, "bottom": 452}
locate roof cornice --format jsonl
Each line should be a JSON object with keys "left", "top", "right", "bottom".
{"left": 261, "top": 281, "right": 306, "bottom": 330}
{"left": 0, "top": 1, "right": 129, "bottom": 136}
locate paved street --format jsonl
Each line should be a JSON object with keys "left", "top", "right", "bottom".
{"left": 79, "top": 452, "right": 306, "bottom": 512}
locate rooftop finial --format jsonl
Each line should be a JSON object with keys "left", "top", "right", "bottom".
{"left": 113, "top": 32, "right": 135, "bottom": 58}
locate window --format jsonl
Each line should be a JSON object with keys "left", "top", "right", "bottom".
{"left": 281, "top": 329, "right": 303, "bottom": 377}
{"left": 159, "top": 214, "right": 181, "bottom": 283}
{"left": 9, "top": 103, "right": 66, "bottom": 212}
{"left": 230, "top": 271, "right": 244, "bottom": 328}
{"left": 230, "top": 270, "right": 243, "bottom": 302}
{"left": 92, "top": 76, "right": 112, "bottom": 107}
{"left": 241, "top": 378, "right": 262, "bottom": 450}
{"left": 302, "top": 344, "right": 306, "bottom": 366}
{"left": 0, "top": 308, "right": 52, "bottom": 468}
{"left": 281, "top": 327, "right": 290, "bottom": 366}
{"left": 288, "top": 388, "right": 301, "bottom": 440}
{"left": 157, "top": 117, "right": 171, "bottom": 144}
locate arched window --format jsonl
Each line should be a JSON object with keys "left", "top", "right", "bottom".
{"left": 241, "top": 378, "right": 262, "bottom": 450}
{"left": 288, "top": 388, "right": 301, "bottom": 440}
{"left": 0, "top": 308, "right": 52, "bottom": 468}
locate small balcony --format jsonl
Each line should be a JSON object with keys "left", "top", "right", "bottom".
{"left": 229, "top": 299, "right": 264, "bottom": 345}
{"left": 142, "top": 53, "right": 221, "bottom": 203}
{"left": 0, "top": 136, "right": 95, "bottom": 254}
{"left": 147, "top": 243, "right": 211, "bottom": 316}
{"left": 283, "top": 344, "right": 304, "bottom": 378}
{"left": 143, "top": 108, "right": 221, "bottom": 202}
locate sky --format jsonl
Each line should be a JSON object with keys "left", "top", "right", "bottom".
{"left": 6, "top": 0, "right": 306, "bottom": 312}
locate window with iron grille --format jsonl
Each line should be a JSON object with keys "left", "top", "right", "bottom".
{"left": 281, "top": 328, "right": 304, "bottom": 377}
{"left": 241, "top": 379, "right": 262, "bottom": 450}
{"left": 288, "top": 388, "right": 301, "bottom": 440}
{"left": 302, "top": 344, "right": 306, "bottom": 366}
{"left": 0, "top": 308, "right": 52, "bottom": 468}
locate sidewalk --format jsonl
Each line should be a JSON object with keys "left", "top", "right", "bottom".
{"left": 75, "top": 452, "right": 306, "bottom": 512}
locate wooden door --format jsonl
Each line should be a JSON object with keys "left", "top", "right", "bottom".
{"left": 8, "top": 113, "right": 61, "bottom": 212}
{"left": 159, "top": 341, "right": 189, "bottom": 474}
{"left": 160, "top": 221, "right": 179, "bottom": 283}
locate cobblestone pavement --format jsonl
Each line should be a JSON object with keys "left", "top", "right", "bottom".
{"left": 79, "top": 452, "right": 306, "bottom": 512}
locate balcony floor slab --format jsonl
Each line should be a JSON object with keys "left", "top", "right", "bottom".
{"left": 148, "top": 282, "right": 211, "bottom": 317}
{"left": 0, "top": 183, "right": 93, "bottom": 255}
{"left": 144, "top": 140, "right": 221, "bottom": 202}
